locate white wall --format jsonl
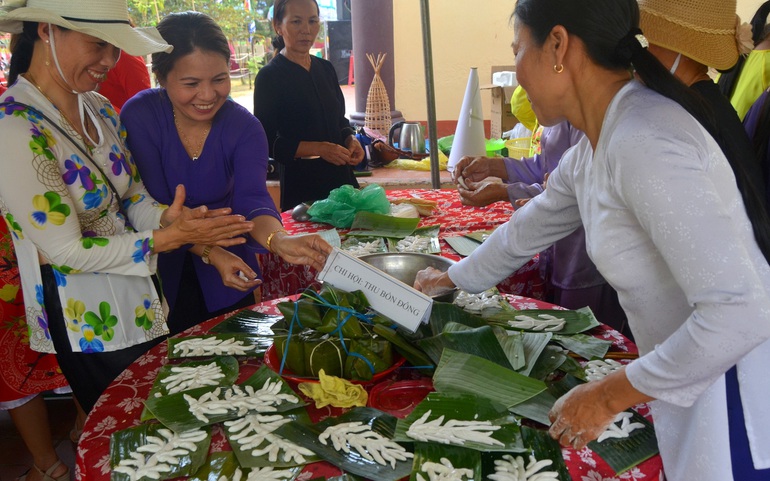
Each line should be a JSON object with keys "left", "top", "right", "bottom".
{"left": 391, "top": 0, "right": 768, "bottom": 125}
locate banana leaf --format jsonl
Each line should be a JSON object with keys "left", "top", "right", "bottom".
{"left": 305, "top": 335, "right": 348, "bottom": 378}
{"left": 528, "top": 345, "right": 568, "bottom": 381}
{"left": 371, "top": 324, "right": 435, "bottom": 374}
{"left": 348, "top": 211, "right": 419, "bottom": 238}
{"left": 209, "top": 310, "right": 283, "bottom": 336}
{"left": 546, "top": 373, "right": 584, "bottom": 399}
{"left": 386, "top": 225, "right": 441, "bottom": 254}
{"left": 316, "top": 227, "right": 342, "bottom": 248}
{"left": 340, "top": 235, "right": 388, "bottom": 256}
{"left": 518, "top": 427, "right": 572, "bottom": 481}
{"left": 496, "top": 330, "right": 526, "bottom": 371}
{"left": 417, "top": 323, "right": 513, "bottom": 370}
{"left": 432, "top": 349, "right": 547, "bottom": 408}
{"left": 444, "top": 235, "right": 481, "bottom": 257}
{"left": 552, "top": 333, "right": 611, "bottom": 360}
{"left": 393, "top": 392, "right": 524, "bottom": 452}
{"left": 188, "top": 451, "right": 303, "bottom": 481}
{"left": 508, "top": 390, "right": 558, "bottom": 427}
{"left": 344, "top": 338, "right": 393, "bottom": 381}
{"left": 464, "top": 229, "right": 495, "bottom": 243}
{"left": 557, "top": 355, "right": 588, "bottom": 381}
{"left": 314, "top": 284, "right": 371, "bottom": 316}
{"left": 587, "top": 411, "right": 659, "bottom": 474}
{"left": 427, "top": 302, "right": 486, "bottom": 336}
{"left": 274, "top": 407, "right": 414, "bottom": 481}
{"left": 167, "top": 334, "right": 261, "bottom": 359}
{"left": 140, "top": 356, "right": 240, "bottom": 422}
{"left": 224, "top": 408, "right": 320, "bottom": 468}
{"left": 187, "top": 452, "right": 240, "bottom": 481}
{"left": 411, "top": 443, "right": 481, "bottom": 481}
{"left": 485, "top": 307, "right": 600, "bottom": 335}
{"left": 110, "top": 423, "right": 211, "bottom": 481}
{"left": 276, "top": 299, "right": 323, "bottom": 331}
{"left": 144, "top": 365, "right": 305, "bottom": 433}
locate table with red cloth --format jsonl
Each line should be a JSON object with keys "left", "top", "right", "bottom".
{"left": 259, "top": 188, "right": 545, "bottom": 301}
{"left": 75, "top": 295, "right": 663, "bottom": 481}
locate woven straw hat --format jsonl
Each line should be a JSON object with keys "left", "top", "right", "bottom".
{"left": 638, "top": 0, "right": 739, "bottom": 70}
{"left": 0, "top": 0, "right": 172, "bottom": 56}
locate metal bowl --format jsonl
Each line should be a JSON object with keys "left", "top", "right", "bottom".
{"left": 358, "top": 252, "right": 457, "bottom": 302}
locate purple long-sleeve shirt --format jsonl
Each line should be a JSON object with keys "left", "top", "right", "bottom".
{"left": 121, "top": 89, "right": 281, "bottom": 313}
{"left": 503, "top": 121, "right": 604, "bottom": 289}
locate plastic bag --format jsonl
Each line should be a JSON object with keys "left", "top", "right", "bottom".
{"left": 307, "top": 183, "right": 391, "bottom": 228}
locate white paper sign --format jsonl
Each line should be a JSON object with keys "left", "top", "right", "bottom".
{"left": 316, "top": 248, "right": 433, "bottom": 332}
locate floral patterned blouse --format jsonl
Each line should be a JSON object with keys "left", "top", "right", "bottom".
{"left": 0, "top": 78, "right": 169, "bottom": 354}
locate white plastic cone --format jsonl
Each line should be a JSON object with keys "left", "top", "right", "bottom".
{"left": 447, "top": 67, "right": 487, "bottom": 173}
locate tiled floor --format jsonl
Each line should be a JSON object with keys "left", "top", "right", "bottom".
{"left": 0, "top": 395, "right": 77, "bottom": 481}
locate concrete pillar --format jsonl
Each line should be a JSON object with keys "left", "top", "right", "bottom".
{"left": 349, "top": 0, "right": 403, "bottom": 128}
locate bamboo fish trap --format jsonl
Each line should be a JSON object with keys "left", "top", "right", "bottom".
{"left": 364, "top": 53, "right": 392, "bottom": 136}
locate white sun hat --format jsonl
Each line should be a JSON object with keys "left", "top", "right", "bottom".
{"left": 0, "top": 0, "right": 172, "bottom": 56}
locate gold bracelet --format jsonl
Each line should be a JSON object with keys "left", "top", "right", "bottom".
{"left": 265, "top": 228, "right": 287, "bottom": 253}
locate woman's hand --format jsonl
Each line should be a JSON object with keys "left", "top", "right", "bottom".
{"left": 154, "top": 185, "right": 253, "bottom": 252}
{"left": 453, "top": 156, "right": 509, "bottom": 185}
{"left": 320, "top": 142, "right": 353, "bottom": 166}
{"left": 208, "top": 247, "right": 262, "bottom": 292}
{"left": 271, "top": 232, "right": 333, "bottom": 271}
{"left": 548, "top": 368, "right": 653, "bottom": 450}
{"left": 458, "top": 180, "right": 509, "bottom": 207}
{"left": 414, "top": 266, "right": 457, "bottom": 297}
{"left": 345, "top": 135, "right": 365, "bottom": 165}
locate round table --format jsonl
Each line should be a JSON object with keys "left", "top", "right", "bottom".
{"left": 75, "top": 295, "right": 661, "bottom": 480}
{"left": 258, "top": 188, "right": 545, "bottom": 301}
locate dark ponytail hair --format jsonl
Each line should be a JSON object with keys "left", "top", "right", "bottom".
{"left": 8, "top": 22, "right": 40, "bottom": 85}
{"left": 270, "top": 0, "right": 319, "bottom": 52}
{"left": 514, "top": 0, "right": 770, "bottom": 262}
{"left": 718, "top": 1, "right": 770, "bottom": 97}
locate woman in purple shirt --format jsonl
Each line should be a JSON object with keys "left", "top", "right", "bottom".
{"left": 122, "top": 11, "right": 331, "bottom": 335}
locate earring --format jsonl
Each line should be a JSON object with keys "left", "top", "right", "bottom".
{"left": 553, "top": 64, "right": 564, "bottom": 73}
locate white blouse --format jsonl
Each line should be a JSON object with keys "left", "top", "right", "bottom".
{"left": 450, "top": 80, "right": 770, "bottom": 480}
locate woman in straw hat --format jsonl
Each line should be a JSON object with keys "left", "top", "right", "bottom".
{"left": 639, "top": 0, "right": 767, "bottom": 210}
{"left": 121, "top": 11, "right": 334, "bottom": 337}
{"left": 415, "top": 0, "right": 770, "bottom": 478}
{"left": 0, "top": 0, "right": 259, "bottom": 416}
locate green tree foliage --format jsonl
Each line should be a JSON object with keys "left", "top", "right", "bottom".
{"left": 128, "top": 0, "right": 274, "bottom": 43}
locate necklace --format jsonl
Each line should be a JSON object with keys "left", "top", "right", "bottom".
{"left": 173, "top": 110, "right": 210, "bottom": 161}
{"left": 24, "top": 72, "right": 93, "bottom": 148}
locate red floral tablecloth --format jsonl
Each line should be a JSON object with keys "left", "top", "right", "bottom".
{"left": 259, "top": 188, "right": 545, "bottom": 301}
{"left": 75, "top": 295, "right": 663, "bottom": 481}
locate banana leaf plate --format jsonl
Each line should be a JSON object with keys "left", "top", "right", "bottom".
{"left": 386, "top": 225, "right": 441, "bottom": 254}
{"left": 224, "top": 408, "right": 320, "bottom": 468}
{"left": 274, "top": 407, "right": 414, "bottom": 481}
{"left": 393, "top": 391, "right": 525, "bottom": 452}
{"left": 167, "top": 334, "right": 262, "bottom": 359}
{"left": 587, "top": 411, "right": 659, "bottom": 474}
{"left": 140, "top": 356, "right": 240, "bottom": 422}
{"left": 109, "top": 422, "right": 211, "bottom": 481}
{"left": 187, "top": 451, "right": 303, "bottom": 481}
{"left": 144, "top": 365, "right": 305, "bottom": 433}
{"left": 410, "top": 443, "right": 481, "bottom": 481}
{"left": 340, "top": 235, "right": 388, "bottom": 256}
{"left": 486, "top": 307, "right": 601, "bottom": 335}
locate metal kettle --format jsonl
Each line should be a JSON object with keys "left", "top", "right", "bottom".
{"left": 389, "top": 121, "right": 426, "bottom": 154}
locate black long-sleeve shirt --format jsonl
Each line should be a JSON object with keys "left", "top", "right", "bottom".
{"left": 254, "top": 54, "right": 358, "bottom": 211}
